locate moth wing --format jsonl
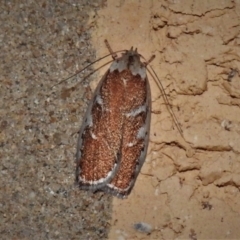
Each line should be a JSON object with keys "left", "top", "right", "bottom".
{"left": 104, "top": 75, "right": 152, "bottom": 198}
{"left": 76, "top": 70, "right": 120, "bottom": 191}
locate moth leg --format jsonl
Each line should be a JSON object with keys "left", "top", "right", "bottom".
{"left": 144, "top": 55, "right": 155, "bottom": 66}
{"left": 104, "top": 39, "right": 118, "bottom": 60}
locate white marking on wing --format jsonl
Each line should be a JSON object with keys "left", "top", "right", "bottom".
{"left": 90, "top": 130, "right": 97, "bottom": 140}
{"left": 127, "top": 142, "right": 135, "bottom": 147}
{"left": 96, "top": 95, "right": 103, "bottom": 105}
{"left": 125, "top": 105, "right": 146, "bottom": 117}
{"left": 137, "top": 125, "right": 146, "bottom": 139}
{"left": 80, "top": 163, "right": 117, "bottom": 184}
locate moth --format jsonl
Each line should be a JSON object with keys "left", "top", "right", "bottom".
{"left": 76, "top": 40, "right": 154, "bottom": 198}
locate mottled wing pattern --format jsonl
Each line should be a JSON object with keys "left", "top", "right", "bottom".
{"left": 76, "top": 49, "right": 151, "bottom": 198}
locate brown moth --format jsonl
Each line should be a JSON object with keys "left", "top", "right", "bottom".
{"left": 76, "top": 40, "right": 153, "bottom": 198}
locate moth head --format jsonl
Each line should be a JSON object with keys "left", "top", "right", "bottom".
{"left": 110, "top": 48, "right": 146, "bottom": 79}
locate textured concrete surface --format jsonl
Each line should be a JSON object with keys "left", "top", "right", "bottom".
{"left": 0, "top": 1, "right": 112, "bottom": 240}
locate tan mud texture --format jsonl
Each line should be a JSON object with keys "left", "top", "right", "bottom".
{"left": 90, "top": 0, "right": 240, "bottom": 239}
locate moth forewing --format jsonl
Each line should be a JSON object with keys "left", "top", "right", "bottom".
{"left": 76, "top": 46, "right": 152, "bottom": 198}
{"left": 104, "top": 74, "right": 152, "bottom": 198}
{"left": 76, "top": 69, "right": 120, "bottom": 191}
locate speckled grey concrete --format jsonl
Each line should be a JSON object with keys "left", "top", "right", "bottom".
{"left": 0, "top": 1, "right": 112, "bottom": 239}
